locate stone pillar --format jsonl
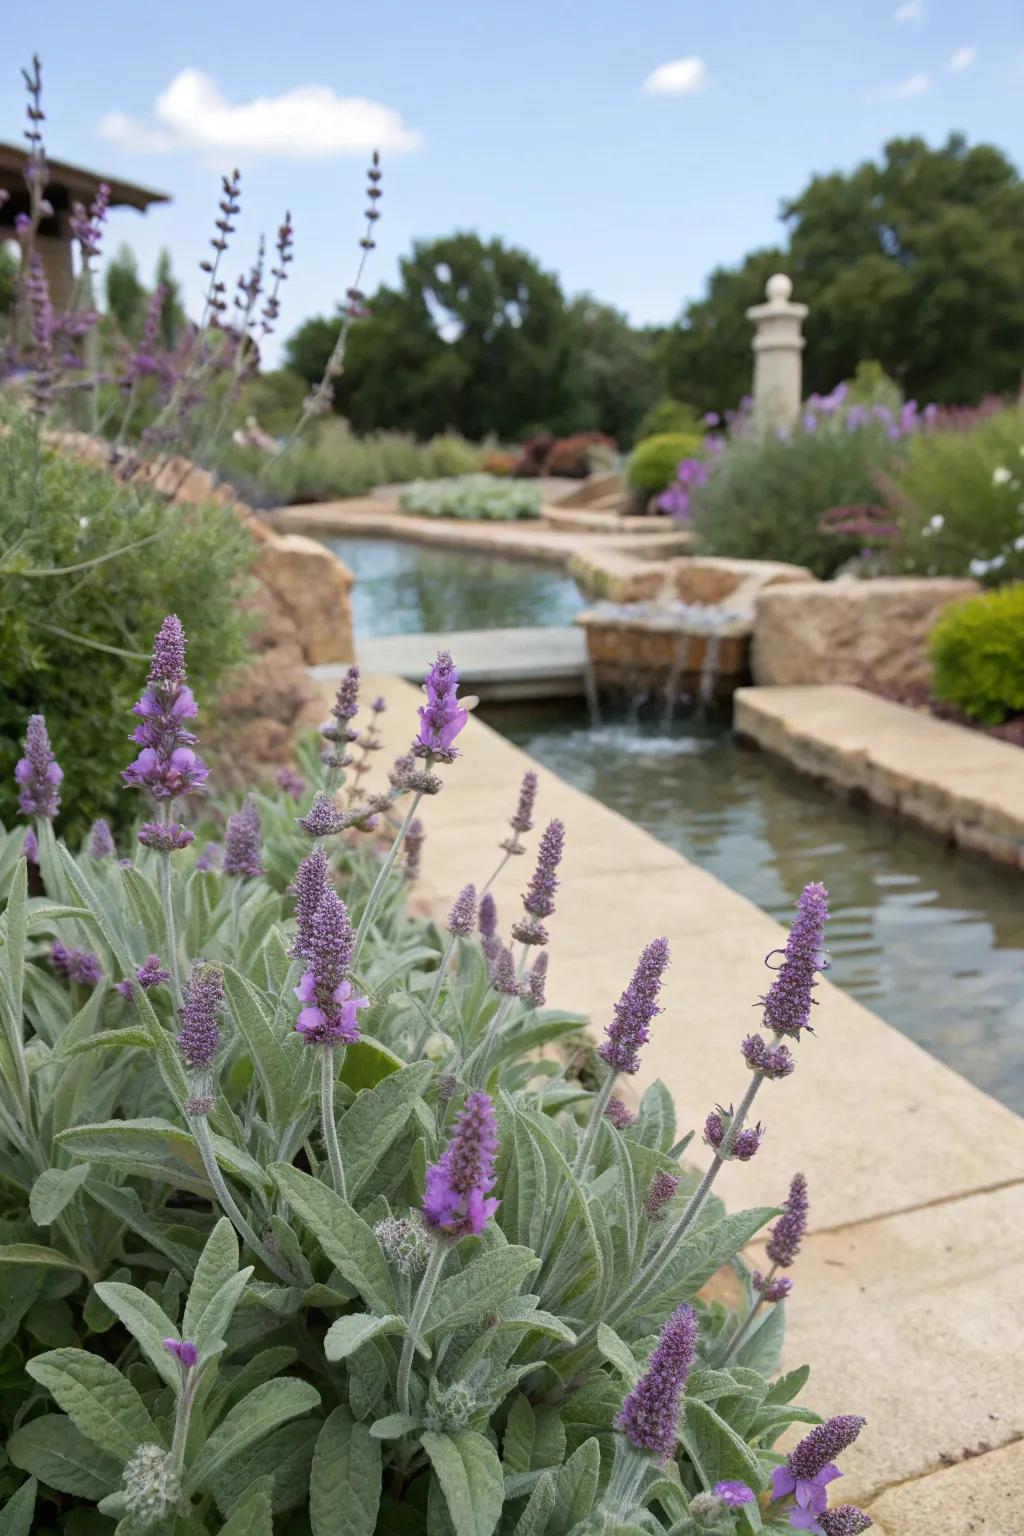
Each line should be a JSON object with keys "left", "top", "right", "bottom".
{"left": 746, "top": 273, "right": 808, "bottom": 434}
{"left": 35, "top": 223, "right": 75, "bottom": 311}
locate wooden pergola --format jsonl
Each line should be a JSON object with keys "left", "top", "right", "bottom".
{"left": 0, "top": 142, "right": 169, "bottom": 307}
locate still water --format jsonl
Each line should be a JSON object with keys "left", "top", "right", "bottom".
{"left": 324, "top": 536, "right": 584, "bottom": 637}
{"left": 485, "top": 700, "right": 1024, "bottom": 1114}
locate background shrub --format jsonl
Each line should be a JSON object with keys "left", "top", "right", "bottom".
{"left": 0, "top": 409, "right": 253, "bottom": 840}
{"left": 879, "top": 406, "right": 1024, "bottom": 585}
{"left": 543, "top": 431, "right": 617, "bottom": 478}
{"left": 626, "top": 432, "right": 703, "bottom": 499}
{"left": 634, "top": 397, "right": 705, "bottom": 441}
{"left": 931, "top": 584, "right": 1024, "bottom": 723}
{"left": 399, "top": 473, "right": 542, "bottom": 520}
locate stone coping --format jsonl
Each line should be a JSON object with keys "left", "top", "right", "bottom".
{"left": 263, "top": 497, "right": 690, "bottom": 570}
{"left": 318, "top": 670, "right": 1024, "bottom": 1531}
{"left": 735, "top": 684, "right": 1024, "bottom": 867}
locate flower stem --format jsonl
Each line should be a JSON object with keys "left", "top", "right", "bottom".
{"left": 351, "top": 791, "right": 423, "bottom": 967}
{"left": 320, "top": 1045, "right": 347, "bottom": 1200}
{"left": 159, "top": 805, "right": 182, "bottom": 1009}
{"left": 539, "top": 1068, "right": 616, "bottom": 1266}
{"left": 397, "top": 1239, "right": 448, "bottom": 1417}
{"left": 720, "top": 1267, "right": 775, "bottom": 1366}
{"left": 168, "top": 1367, "right": 199, "bottom": 1480}
{"left": 190, "top": 1113, "right": 299, "bottom": 1286}
{"left": 412, "top": 936, "right": 457, "bottom": 1057}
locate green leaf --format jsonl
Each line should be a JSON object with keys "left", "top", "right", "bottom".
{"left": 3, "top": 858, "right": 28, "bottom": 1030}
{"left": 57, "top": 1118, "right": 270, "bottom": 1198}
{"left": 191, "top": 1268, "right": 253, "bottom": 1360}
{"left": 596, "top": 1324, "right": 640, "bottom": 1387}
{"left": 28, "top": 1164, "right": 92, "bottom": 1225}
{"left": 765, "top": 1364, "right": 811, "bottom": 1405}
{"left": 644, "top": 1207, "right": 778, "bottom": 1312}
{"left": 58, "top": 1027, "right": 153, "bottom": 1060}
{"left": 310, "top": 1406, "right": 382, "bottom": 1536}
{"left": 369, "top": 1414, "right": 424, "bottom": 1440}
{"left": 426, "top": 1246, "right": 539, "bottom": 1338}
{"left": 682, "top": 1398, "right": 766, "bottom": 1494}
{"left": 324, "top": 1313, "right": 406, "bottom": 1361}
{"left": 83, "top": 1178, "right": 199, "bottom": 1274}
{"left": 223, "top": 967, "right": 295, "bottom": 1129}
{"left": 734, "top": 1299, "right": 786, "bottom": 1377}
{"left": 186, "top": 1378, "right": 320, "bottom": 1492}
{"left": 91, "top": 1281, "right": 181, "bottom": 1391}
{"left": 26, "top": 1347, "right": 159, "bottom": 1462}
{"left": 339, "top": 1061, "right": 434, "bottom": 1200}
{"left": 631, "top": 1080, "right": 676, "bottom": 1152}
{"left": 510, "top": 1471, "right": 556, "bottom": 1536}
{"left": 269, "top": 1164, "right": 397, "bottom": 1314}
{"left": 119, "top": 866, "right": 166, "bottom": 944}
{"left": 0, "top": 1242, "right": 88, "bottom": 1272}
{"left": 547, "top": 1438, "right": 601, "bottom": 1536}
{"left": 182, "top": 1217, "right": 238, "bottom": 1337}
{"left": 339, "top": 1036, "right": 406, "bottom": 1092}
{"left": 420, "top": 1430, "right": 504, "bottom": 1536}
{"left": 0, "top": 1478, "right": 36, "bottom": 1536}
{"left": 8, "top": 1415, "right": 122, "bottom": 1498}
{"left": 219, "top": 1477, "right": 275, "bottom": 1536}
{"left": 210, "top": 1420, "right": 317, "bottom": 1518}
{"left": 502, "top": 1395, "right": 566, "bottom": 1476}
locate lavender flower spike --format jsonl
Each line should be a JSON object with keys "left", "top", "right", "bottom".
{"left": 599, "top": 937, "right": 670, "bottom": 1075}
{"left": 289, "top": 848, "right": 331, "bottom": 960}
{"left": 766, "top": 1171, "right": 809, "bottom": 1269}
{"left": 819, "top": 1507, "right": 873, "bottom": 1535}
{"left": 771, "top": 1416, "right": 866, "bottom": 1520}
{"left": 176, "top": 962, "right": 224, "bottom": 1071}
{"left": 223, "top": 797, "right": 264, "bottom": 879}
{"left": 294, "top": 889, "right": 368, "bottom": 1046}
{"left": 51, "top": 942, "right": 102, "bottom": 987}
{"left": 528, "top": 951, "right": 548, "bottom": 1008}
{"left": 762, "top": 882, "right": 830, "bottom": 1038}
{"left": 644, "top": 1170, "right": 679, "bottom": 1217}
{"left": 447, "top": 884, "right": 477, "bottom": 936}
{"left": 89, "top": 819, "right": 116, "bottom": 858}
{"left": 15, "top": 714, "right": 62, "bottom": 818}
{"left": 414, "top": 651, "right": 468, "bottom": 762}
{"left": 501, "top": 770, "right": 538, "bottom": 852}
{"left": 299, "top": 791, "right": 347, "bottom": 837}
{"left": 479, "top": 893, "right": 500, "bottom": 959}
{"left": 512, "top": 818, "right": 565, "bottom": 945}
{"left": 404, "top": 820, "right": 425, "bottom": 883}
{"left": 423, "top": 1089, "right": 499, "bottom": 1239}
{"left": 123, "top": 616, "right": 209, "bottom": 807}
{"left": 616, "top": 1304, "right": 699, "bottom": 1460}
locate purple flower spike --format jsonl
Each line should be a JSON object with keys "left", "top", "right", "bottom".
{"left": 528, "top": 950, "right": 548, "bottom": 1007}
{"left": 176, "top": 963, "right": 223, "bottom": 1071}
{"left": 89, "top": 819, "right": 115, "bottom": 859}
{"left": 788, "top": 1417, "right": 866, "bottom": 1481}
{"left": 138, "top": 821, "right": 194, "bottom": 853}
{"left": 598, "top": 938, "right": 670, "bottom": 1075}
{"left": 741, "top": 1034, "right": 795, "bottom": 1080}
{"left": 149, "top": 616, "right": 187, "bottom": 684}
{"left": 754, "top": 1271, "right": 793, "bottom": 1303}
{"left": 604, "top": 1096, "right": 636, "bottom": 1130}
{"left": 162, "top": 1338, "right": 199, "bottom": 1370}
{"left": 762, "top": 883, "right": 830, "bottom": 1038}
{"left": 290, "top": 848, "right": 331, "bottom": 961}
{"left": 767, "top": 1172, "right": 809, "bottom": 1269}
{"left": 276, "top": 765, "right": 305, "bottom": 800}
{"left": 772, "top": 1416, "right": 867, "bottom": 1522}
{"left": 223, "top": 797, "right": 264, "bottom": 879}
{"left": 502, "top": 770, "right": 538, "bottom": 851}
{"left": 15, "top": 714, "right": 62, "bottom": 819}
{"left": 512, "top": 817, "right": 565, "bottom": 944}
{"left": 703, "top": 1103, "right": 764, "bottom": 1160}
{"left": 22, "top": 828, "right": 39, "bottom": 862}
{"left": 714, "top": 1481, "right": 755, "bottom": 1508}
{"left": 123, "top": 618, "right": 208, "bottom": 806}
{"left": 324, "top": 666, "right": 360, "bottom": 738}
{"left": 644, "top": 1170, "right": 680, "bottom": 1217}
{"left": 478, "top": 893, "right": 500, "bottom": 959}
{"left": 51, "top": 942, "right": 102, "bottom": 986}
{"left": 617, "top": 1304, "right": 699, "bottom": 1460}
{"left": 489, "top": 945, "right": 524, "bottom": 998}
{"left": 298, "top": 791, "right": 347, "bottom": 837}
{"left": 403, "top": 820, "right": 425, "bottom": 883}
{"left": 819, "top": 1507, "right": 873, "bottom": 1535}
{"left": 447, "top": 885, "right": 477, "bottom": 937}
{"left": 293, "top": 889, "right": 367, "bottom": 1046}
{"left": 137, "top": 954, "right": 170, "bottom": 990}
{"left": 414, "top": 651, "right": 468, "bottom": 762}
{"left": 423, "top": 1089, "right": 499, "bottom": 1240}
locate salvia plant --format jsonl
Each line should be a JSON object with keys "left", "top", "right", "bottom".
{"left": 0, "top": 616, "right": 871, "bottom": 1536}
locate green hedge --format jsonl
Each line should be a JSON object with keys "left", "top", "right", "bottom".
{"left": 931, "top": 584, "right": 1024, "bottom": 724}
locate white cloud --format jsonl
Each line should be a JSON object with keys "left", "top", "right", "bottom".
{"left": 643, "top": 57, "right": 707, "bottom": 96}
{"left": 98, "top": 68, "right": 420, "bottom": 159}
{"left": 871, "top": 73, "right": 931, "bottom": 100}
{"left": 948, "top": 45, "right": 976, "bottom": 72}
{"left": 894, "top": 0, "right": 925, "bottom": 22}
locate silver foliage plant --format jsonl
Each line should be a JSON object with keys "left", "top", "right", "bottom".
{"left": 0, "top": 623, "right": 871, "bottom": 1536}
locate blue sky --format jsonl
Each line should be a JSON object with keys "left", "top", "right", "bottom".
{"left": 5, "top": 0, "right": 1023, "bottom": 364}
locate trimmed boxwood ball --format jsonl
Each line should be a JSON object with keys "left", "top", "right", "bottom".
{"left": 626, "top": 433, "right": 703, "bottom": 497}
{"left": 931, "top": 584, "right": 1024, "bottom": 724}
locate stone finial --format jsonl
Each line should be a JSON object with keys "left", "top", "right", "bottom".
{"left": 746, "top": 273, "right": 808, "bottom": 433}
{"left": 765, "top": 272, "right": 793, "bottom": 303}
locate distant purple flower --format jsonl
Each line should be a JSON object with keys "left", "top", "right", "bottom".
{"left": 51, "top": 942, "right": 102, "bottom": 986}
{"left": 598, "top": 937, "right": 670, "bottom": 1075}
{"left": 323, "top": 666, "right": 360, "bottom": 741}
{"left": 115, "top": 978, "right": 134, "bottom": 1000}
{"left": 123, "top": 617, "right": 209, "bottom": 806}
{"left": 176, "top": 962, "right": 223, "bottom": 1071}
{"left": 767, "top": 1172, "right": 809, "bottom": 1269}
{"left": 138, "top": 821, "right": 194, "bottom": 853}
{"left": 528, "top": 950, "right": 548, "bottom": 1007}
{"left": 818, "top": 1507, "right": 873, "bottom": 1535}
{"left": 703, "top": 1103, "right": 764, "bottom": 1160}
{"left": 447, "top": 884, "right": 477, "bottom": 936}
{"left": 299, "top": 791, "right": 348, "bottom": 837}
{"left": 15, "top": 714, "right": 62, "bottom": 819}
{"left": 138, "top": 954, "right": 171, "bottom": 990}
{"left": 479, "top": 892, "right": 500, "bottom": 960}
{"left": 754, "top": 1271, "right": 793, "bottom": 1303}
{"left": 762, "top": 883, "right": 829, "bottom": 1038}
{"left": 423, "top": 1089, "right": 499, "bottom": 1239}
{"left": 509, "top": 771, "right": 538, "bottom": 836}
{"left": 403, "top": 820, "right": 425, "bottom": 882}
{"left": 290, "top": 848, "right": 331, "bottom": 960}
{"left": 294, "top": 889, "right": 367, "bottom": 1046}
{"left": 644, "top": 1170, "right": 679, "bottom": 1217}
{"left": 223, "top": 797, "right": 264, "bottom": 879}
{"left": 604, "top": 1096, "right": 636, "bottom": 1130}
{"left": 489, "top": 944, "right": 524, "bottom": 997}
{"left": 22, "top": 828, "right": 39, "bottom": 862}
{"left": 414, "top": 651, "right": 468, "bottom": 761}
{"left": 512, "top": 819, "right": 565, "bottom": 944}
{"left": 714, "top": 1482, "right": 755, "bottom": 1508}
{"left": 195, "top": 842, "right": 222, "bottom": 872}
{"left": 617, "top": 1304, "right": 698, "bottom": 1460}
{"left": 704, "top": 411, "right": 720, "bottom": 426}
{"left": 772, "top": 1417, "right": 866, "bottom": 1523}
{"left": 88, "top": 819, "right": 115, "bottom": 858}
{"left": 741, "top": 1034, "right": 796, "bottom": 1080}
{"left": 162, "top": 1338, "right": 199, "bottom": 1371}
{"left": 276, "top": 765, "right": 305, "bottom": 800}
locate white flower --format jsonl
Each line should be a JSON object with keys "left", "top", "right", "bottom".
{"left": 993, "top": 466, "right": 1012, "bottom": 487}
{"left": 969, "top": 555, "right": 1006, "bottom": 577}
{"left": 929, "top": 514, "right": 944, "bottom": 530}
{"left": 1013, "top": 535, "right": 1024, "bottom": 552}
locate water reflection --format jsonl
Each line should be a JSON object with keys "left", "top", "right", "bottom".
{"left": 324, "top": 535, "right": 584, "bottom": 637}
{"left": 484, "top": 701, "right": 1024, "bottom": 1114}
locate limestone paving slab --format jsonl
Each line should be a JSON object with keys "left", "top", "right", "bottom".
{"left": 866, "top": 1438, "right": 1024, "bottom": 1536}
{"left": 316, "top": 626, "right": 587, "bottom": 701}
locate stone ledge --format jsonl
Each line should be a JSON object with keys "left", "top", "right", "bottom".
{"left": 735, "top": 684, "right": 1024, "bottom": 867}
{"left": 866, "top": 1437, "right": 1024, "bottom": 1536}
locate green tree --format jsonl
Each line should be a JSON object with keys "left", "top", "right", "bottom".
{"left": 662, "top": 134, "right": 1024, "bottom": 410}
{"left": 105, "top": 243, "right": 147, "bottom": 339}
{"left": 153, "top": 248, "right": 186, "bottom": 349}
{"left": 0, "top": 241, "right": 18, "bottom": 316}
{"left": 561, "top": 297, "right": 663, "bottom": 444}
